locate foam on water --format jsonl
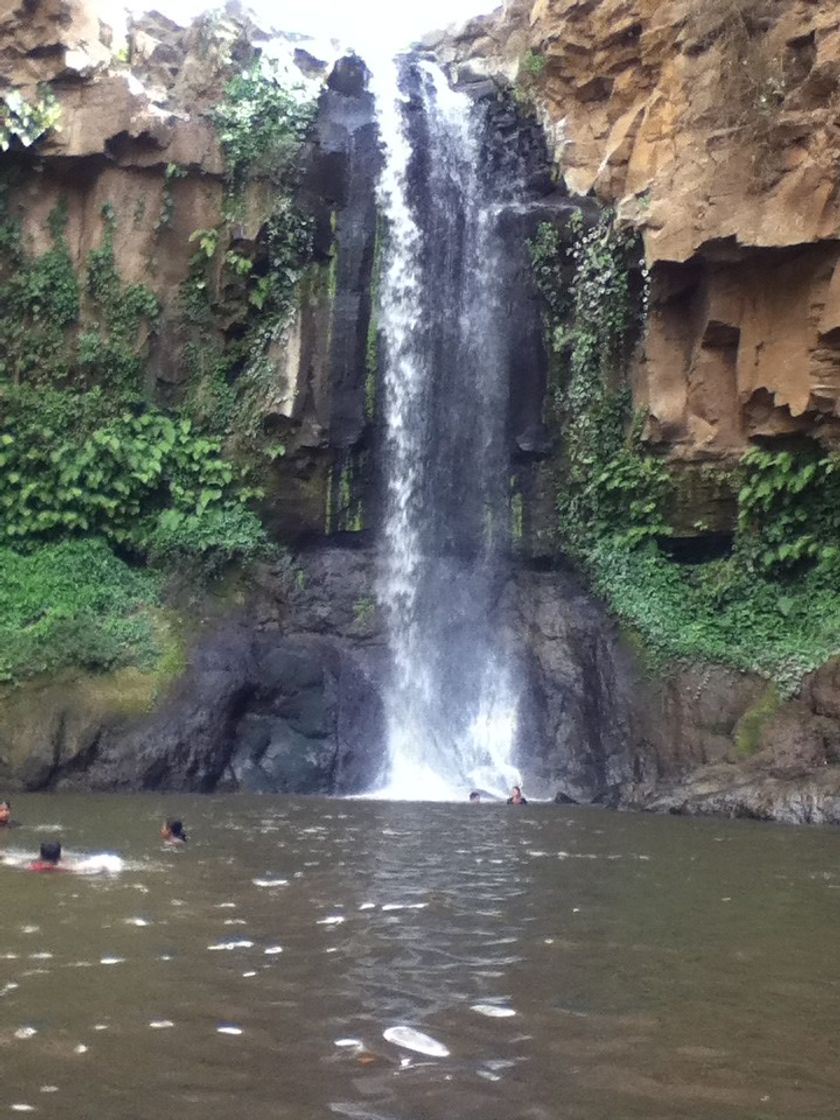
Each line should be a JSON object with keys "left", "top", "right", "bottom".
{"left": 383, "top": 1026, "right": 450, "bottom": 1058}
{"left": 2, "top": 851, "right": 125, "bottom": 874}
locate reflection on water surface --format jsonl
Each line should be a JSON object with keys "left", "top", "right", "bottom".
{"left": 1, "top": 795, "right": 840, "bottom": 1119}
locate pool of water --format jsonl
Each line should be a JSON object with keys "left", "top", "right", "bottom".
{"left": 1, "top": 795, "right": 839, "bottom": 1118}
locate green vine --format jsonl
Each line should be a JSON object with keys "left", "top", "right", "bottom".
{"left": 530, "top": 211, "right": 666, "bottom": 551}
{"left": 178, "top": 61, "right": 316, "bottom": 450}
{"left": 157, "top": 162, "right": 187, "bottom": 230}
{"left": 0, "top": 191, "right": 79, "bottom": 384}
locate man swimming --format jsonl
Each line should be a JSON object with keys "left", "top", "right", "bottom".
{"left": 161, "top": 819, "right": 188, "bottom": 843}
{"left": 29, "top": 840, "right": 65, "bottom": 872}
{"left": 0, "top": 801, "right": 11, "bottom": 827}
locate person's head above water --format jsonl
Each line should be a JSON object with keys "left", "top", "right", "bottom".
{"left": 509, "top": 786, "right": 524, "bottom": 804}
{"left": 29, "top": 839, "right": 64, "bottom": 872}
{"left": 0, "top": 800, "right": 10, "bottom": 826}
{"left": 161, "top": 819, "right": 187, "bottom": 842}
{"left": 39, "top": 840, "right": 61, "bottom": 864}
{"left": 469, "top": 791, "right": 481, "bottom": 802}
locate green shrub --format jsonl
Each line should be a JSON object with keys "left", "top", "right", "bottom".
{"left": 0, "top": 390, "right": 268, "bottom": 569}
{"left": 588, "top": 539, "right": 840, "bottom": 695}
{"left": 0, "top": 538, "right": 160, "bottom": 682}
{"left": 213, "top": 59, "right": 316, "bottom": 188}
{"left": 147, "top": 504, "right": 271, "bottom": 576}
{"left": 737, "top": 446, "right": 840, "bottom": 574}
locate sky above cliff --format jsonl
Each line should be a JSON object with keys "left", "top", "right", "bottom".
{"left": 139, "top": 0, "right": 500, "bottom": 50}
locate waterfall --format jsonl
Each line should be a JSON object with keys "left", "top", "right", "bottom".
{"left": 370, "top": 56, "right": 521, "bottom": 801}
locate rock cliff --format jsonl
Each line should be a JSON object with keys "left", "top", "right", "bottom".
{"left": 6, "top": 0, "right": 840, "bottom": 823}
{"left": 0, "top": 0, "right": 379, "bottom": 543}
{"left": 442, "top": 0, "right": 840, "bottom": 479}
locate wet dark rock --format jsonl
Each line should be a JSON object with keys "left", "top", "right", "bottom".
{"left": 504, "top": 567, "right": 640, "bottom": 800}
{"left": 5, "top": 545, "right": 840, "bottom": 822}
{"left": 0, "top": 551, "right": 387, "bottom": 796}
{"left": 457, "top": 78, "right": 500, "bottom": 101}
{"left": 48, "top": 621, "right": 387, "bottom": 796}
{"left": 620, "top": 766, "right": 840, "bottom": 827}
{"left": 327, "top": 54, "right": 369, "bottom": 97}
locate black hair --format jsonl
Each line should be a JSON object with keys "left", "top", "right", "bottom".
{"left": 468, "top": 791, "right": 481, "bottom": 801}
{"left": 40, "top": 840, "right": 61, "bottom": 863}
{"left": 167, "top": 819, "right": 187, "bottom": 841}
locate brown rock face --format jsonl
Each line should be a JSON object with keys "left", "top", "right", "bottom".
{"left": 1, "top": 2, "right": 378, "bottom": 543}
{"left": 1, "top": 0, "right": 232, "bottom": 387}
{"left": 453, "top": 0, "right": 840, "bottom": 462}
{"left": 0, "top": 0, "right": 114, "bottom": 85}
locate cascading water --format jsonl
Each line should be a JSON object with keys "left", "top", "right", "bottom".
{"left": 370, "top": 55, "right": 523, "bottom": 800}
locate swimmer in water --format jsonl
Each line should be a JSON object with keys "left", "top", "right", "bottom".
{"left": 469, "top": 791, "right": 481, "bottom": 802}
{"left": 0, "top": 800, "right": 12, "bottom": 826}
{"left": 161, "top": 819, "right": 188, "bottom": 843}
{"left": 507, "top": 785, "right": 528, "bottom": 805}
{"left": 29, "top": 840, "right": 65, "bottom": 872}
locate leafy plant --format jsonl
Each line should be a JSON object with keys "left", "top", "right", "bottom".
{"left": 212, "top": 59, "right": 316, "bottom": 188}
{"left": 147, "top": 504, "right": 270, "bottom": 576}
{"left": 515, "top": 48, "right": 547, "bottom": 106}
{"left": 157, "top": 162, "right": 188, "bottom": 230}
{"left": 530, "top": 212, "right": 662, "bottom": 550}
{"left": 0, "top": 392, "right": 268, "bottom": 570}
{"left": 737, "top": 447, "right": 840, "bottom": 574}
{"left": 0, "top": 538, "right": 160, "bottom": 682}
{"left": 224, "top": 249, "right": 253, "bottom": 276}
{"left": 521, "top": 49, "right": 547, "bottom": 79}
{"left": 189, "top": 226, "right": 221, "bottom": 260}
{"left": 0, "top": 86, "right": 61, "bottom": 151}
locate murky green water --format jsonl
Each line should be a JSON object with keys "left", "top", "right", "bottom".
{"left": 1, "top": 795, "right": 840, "bottom": 1118}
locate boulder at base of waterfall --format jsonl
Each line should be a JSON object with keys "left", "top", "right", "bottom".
{"left": 0, "top": 616, "right": 386, "bottom": 795}
{"left": 554, "top": 790, "right": 578, "bottom": 805}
